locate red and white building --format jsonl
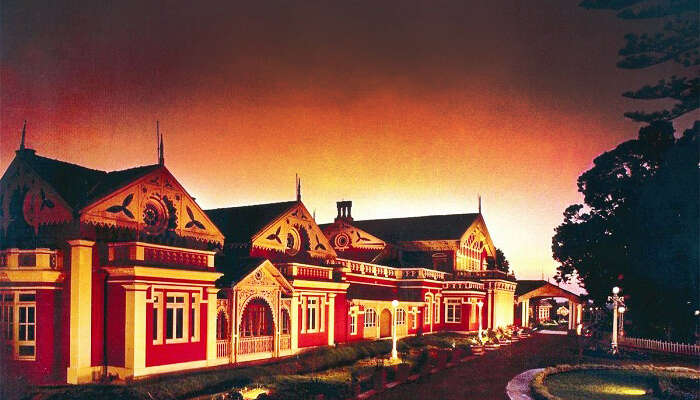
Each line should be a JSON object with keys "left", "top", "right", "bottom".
{"left": 0, "top": 141, "right": 516, "bottom": 386}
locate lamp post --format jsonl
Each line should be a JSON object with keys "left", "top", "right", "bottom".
{"left": 477, "top": 300, "right": 484, "bottom": 339}
{"left": 608, "top": 286, "right": 626, "bottom": 354}
{"left": 391, "top": 299, "right": 399, "bottom": 360}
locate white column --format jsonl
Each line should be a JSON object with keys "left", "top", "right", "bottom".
{"left": 291, "top": 294, "right": 299, "bottom": 352}
{"left": 124, "top": 283, "right": 150, "bottom": 378}
{"left": 477, "top": 301, "right": 483, "bottom": 337}
{"left": 612, "top": 303, "right": 619, "bottom": 349}
{"left": 206, "top": 288, "right": 218, "bottom": 364}
{"left": 67, "top": 239, "right": 95, "bottom": 384}
{"left": 568, "top": 301, "right": 574, "bottom": 330}
{"left": 327, "top": 294, "right": 335, "bottom": 346}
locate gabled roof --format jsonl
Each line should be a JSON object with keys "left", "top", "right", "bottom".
{"left": 205, "top": 201, "right": 298, "bottom": 244}
{"left": 349, "top": 213, "right": 480, "bottom": 243}
{"left": 515, "top": 280, "right": 548, "bottom": 297}
{"left": 18, "top": 151, "right": 159, "bottom": 210}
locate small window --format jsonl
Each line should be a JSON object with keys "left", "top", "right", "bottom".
{"left": 166, "top": 294, "right": 187, "bottom": 343}
{"left": 396, "top": 309, "right": 406, "bottom": 325}
{"left": 434, "top": 300, "right": 440, "bottom": 323}
{"left": 350, "top": 314, "right": 357, "bottom": 335}
{"left": 281, "top": 309, "right": 290, "bottom": 335}
{"left": 364, "top": 308, "right": 377, "bottom": 328}
{"left": 306, "top": 298, "right": 318, "bottom": 331}
{"left": 446, "top": 300, "right": 461, "bottom": 323}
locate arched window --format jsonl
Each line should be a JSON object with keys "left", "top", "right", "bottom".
{"left": 240, "top": 299, "right": 273, "bottom": 337}
{"left": 216, "top": 310, "right": 228, "bottom": 340}
{"left": 460, "top": 233, "right": 487, "bottom": 271}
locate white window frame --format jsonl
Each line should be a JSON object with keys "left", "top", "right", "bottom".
{"left": 411, "top": 307, "right": 417, "bottom": 330}
{"left": 364, "top": 308, "right": 376, "bottom": 328}
{"left": 350, "top": 313, "right": 357, "bottom": 335}
{"left": 1, "top": 291, "right": 36, "bottom": 361}
{"left": 424, "top": 295, "right": 433, "bottom": 324}
{"left": 166, "top": 293, "right": 188, "bottom": 344}
{"left": 281, "top": 308, "right": 290, "bottom": 335}
{"left": 434, "top": 296, "right": 441, "bottom": 323}
{"left": 190, "top": 293, "right": 200, "bottom": 342}
{"left": 306, "top": 297, "right": 318, "bottom": 332}
{"left": 446, "top": 299, "right": 462, "bottom": 323}
{"left": 396, "top": 309, "right": 406, "bottom": 325}
{"left": 152, "top": 292, "right": 164, "bottom": 345}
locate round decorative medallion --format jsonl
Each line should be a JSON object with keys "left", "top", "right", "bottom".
{"left": 285, "top": 228, "right": 301, "bottom": 256}
{"left": 334, "top": 233, "right": 350, "bottom": 249}
{"left": 142, "top": 197, "right": 169, "bottom": 235}
{"left": 254, "top": 270, "right": 263, "bottom": 281}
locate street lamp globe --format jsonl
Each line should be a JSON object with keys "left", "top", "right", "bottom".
{"left": 694, "top": 310, "right": 699, "bottom": 316}
{"left": 612, "top": 286, "right": 620, "bottom": 295}
{"left": 391, "top": 300, "right": 398, "bottom": 308}
{"left": 618, "top": 306, "right": 626, "bottom": 314}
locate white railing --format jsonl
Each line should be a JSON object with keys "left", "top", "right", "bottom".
{"left": 442, "top": 280, "right": 485, "bottom": 291}
{"left": 217, "top": 339, "right": 230, "bottom": 358}
{"left": 336, "top": 258, "right": 449, "bottom": 281}
{"left": 620, "top": 336, "right": 700, "bottom": 356}
{"left": 280, "top": 334, "right": 291, "bottom": 350}
{"left": 238, "top": 336, "right": 274, "bottom": 355}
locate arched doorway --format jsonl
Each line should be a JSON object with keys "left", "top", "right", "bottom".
{"left": 216, "top": 310, "right": 229, "bottom": 340}
{"left": 280, "top": 308, "right": 291, "bottom": 351}
{"left": 380, "top": 309, "right": 392, "bottom": 337}
{"left": 238, "top": 298, "right": 275, "bottom": 355}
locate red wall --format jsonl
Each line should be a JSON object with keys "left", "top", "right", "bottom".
{"left": 145, "top": 289, "right": 207, "bottom": 367}
{"left": 5, "top": 289, "right": 61, "bottom": 384}
{"left": 105, "top": 282, "right": 125, "bottom": 367}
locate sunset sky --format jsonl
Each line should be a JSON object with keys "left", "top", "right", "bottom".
{"left": 1, "top": 1, "right": 692, "bottom": 284}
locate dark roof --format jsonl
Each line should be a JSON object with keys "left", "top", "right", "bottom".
{"left": 349, "top": 213, "right": 480, "bottom": 243}
{"left": 18, "top": 151, "right": 159, "bottom": 209}
{"left": 205, "top": 201, "right": 297, "bottom": 244}
{"left": 217, "top": 257, "right": 268, "bottom": 286}
{"left": 515, "top": 280, "right": 549, "bottom": 296}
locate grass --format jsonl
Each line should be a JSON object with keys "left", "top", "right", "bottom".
{"left": 531, "top": 364, "right": 700, "bottom": 400}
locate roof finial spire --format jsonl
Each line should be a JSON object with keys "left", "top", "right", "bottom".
{"left": 157, "top": 121, "right": 164, "bottom": 165}
{"left": 478, "top": 194, "right": 482, "bottom": 214}
{"left": 19, "top": 120, "right": 27, "bottom": 150}
{"left": 296, "top": 173, "right": 301, "bottom": 202}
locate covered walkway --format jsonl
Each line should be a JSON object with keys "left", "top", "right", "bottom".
{"left": 515, "top": 280, "right": 583, "bottom": 331}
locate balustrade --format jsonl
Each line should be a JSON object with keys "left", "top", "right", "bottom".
{"left": 238, "top": 336, "right": 274, "bottom": 355}
{"left": 217, "top": 340, "right": 230, "bottom": 358}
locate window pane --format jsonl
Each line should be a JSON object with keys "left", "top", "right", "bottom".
{"left": 28, "top": 325, "right": 34, "bottom": 341}
{"left": 19, "top": 307, "right": 26, "bottom": 323}
{"left": 190, "top": 308, "right": 195, "bottom": 337}
{"left": 18, "top": 345, "right": 34, "bottom": 357}
{"left": 28, "top": 307, "right": 34, "bottom": 323}
{"left": 153, "top": 308, "right": 158, "bottom": 340}
{"left": 19, "top": 325, "right": 26, "bottom": 340}
{"left": 176, "top": 309, "right": 183, "bottom": 338}
{"left": 166, "top": 309, "right": 173, "bottom": 339}
{"left": 19, "top": 294, "right": 35, "bottom": 302}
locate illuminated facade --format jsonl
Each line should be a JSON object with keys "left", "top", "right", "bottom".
{"left": 0, "top": 142, "right": 516, "bottom": 385}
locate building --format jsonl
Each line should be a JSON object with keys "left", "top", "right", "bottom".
{"left": 0, "top": 139, "right": 516, "bottom": 385}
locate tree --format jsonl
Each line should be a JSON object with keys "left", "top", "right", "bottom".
{"left": 488, "top": 247, "right": 510, "bottom": 274}
{"left": 580, "top": 0, "right": 699, "bottom": 122}
{"left": 552, "top": 121, "right": 699, "bottom": 340}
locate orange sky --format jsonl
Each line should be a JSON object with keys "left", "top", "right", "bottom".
{"left": 1, "top": 1, "right": 692, "bottom": 285}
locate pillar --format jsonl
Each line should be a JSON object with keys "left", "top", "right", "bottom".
{"left": 124, "top": 283, "right": 149, "bottom": 377}
{"left": 568, "top": 301, "right": 574, "bottom": 330}
{"left": 206, "top": 288, "right": 218, "bottom": 364}
{"left": 328, "top": 294, "right": 335, "bottom": 345}
{"left": 576, "top": 303, "right": 582, "bottom": 325}
{"left": 521, "top": 299, "right": 529, "bottom": 328}
{"left": 67, "top": 240, "right": 95, "bottom": 384}
{"left": 291, "top": 294, "right": 299, "bottom": 352}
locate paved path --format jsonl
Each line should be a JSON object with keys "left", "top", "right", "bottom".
{"left": 505, "top": 369, "right": 542, "bottom": 400}
{"left": 374, "top": 334, "right": 586, "bottom": 400}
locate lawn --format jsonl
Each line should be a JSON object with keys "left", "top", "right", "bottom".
{"left": 544, "top": 370, "right": 659, "bottom": 400}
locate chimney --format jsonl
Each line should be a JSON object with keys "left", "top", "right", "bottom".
{"left": 335, "top": 200, "right": 353, "bottom": 222}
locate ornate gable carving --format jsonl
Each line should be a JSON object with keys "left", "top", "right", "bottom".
{"left": 0, "top": 160, "right": 73, "bottom": 233}
{"left": 80, "top": 167, "right": 224, "bottom": 245}
{"left": 251, "top": 203, "right": 337, "bottom": 259}
{"left": 323, "top": 220, "right": 385, "bottom": 251}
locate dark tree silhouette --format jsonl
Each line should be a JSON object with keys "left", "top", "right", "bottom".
{"left": 580, "top": 0, "right": 699, "bottom": 122}
{"left": 487, "top": 247, "right": 510, "bottom": 274}
{"left": 552, "top": 121, "right": 699, "bottom": 340}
